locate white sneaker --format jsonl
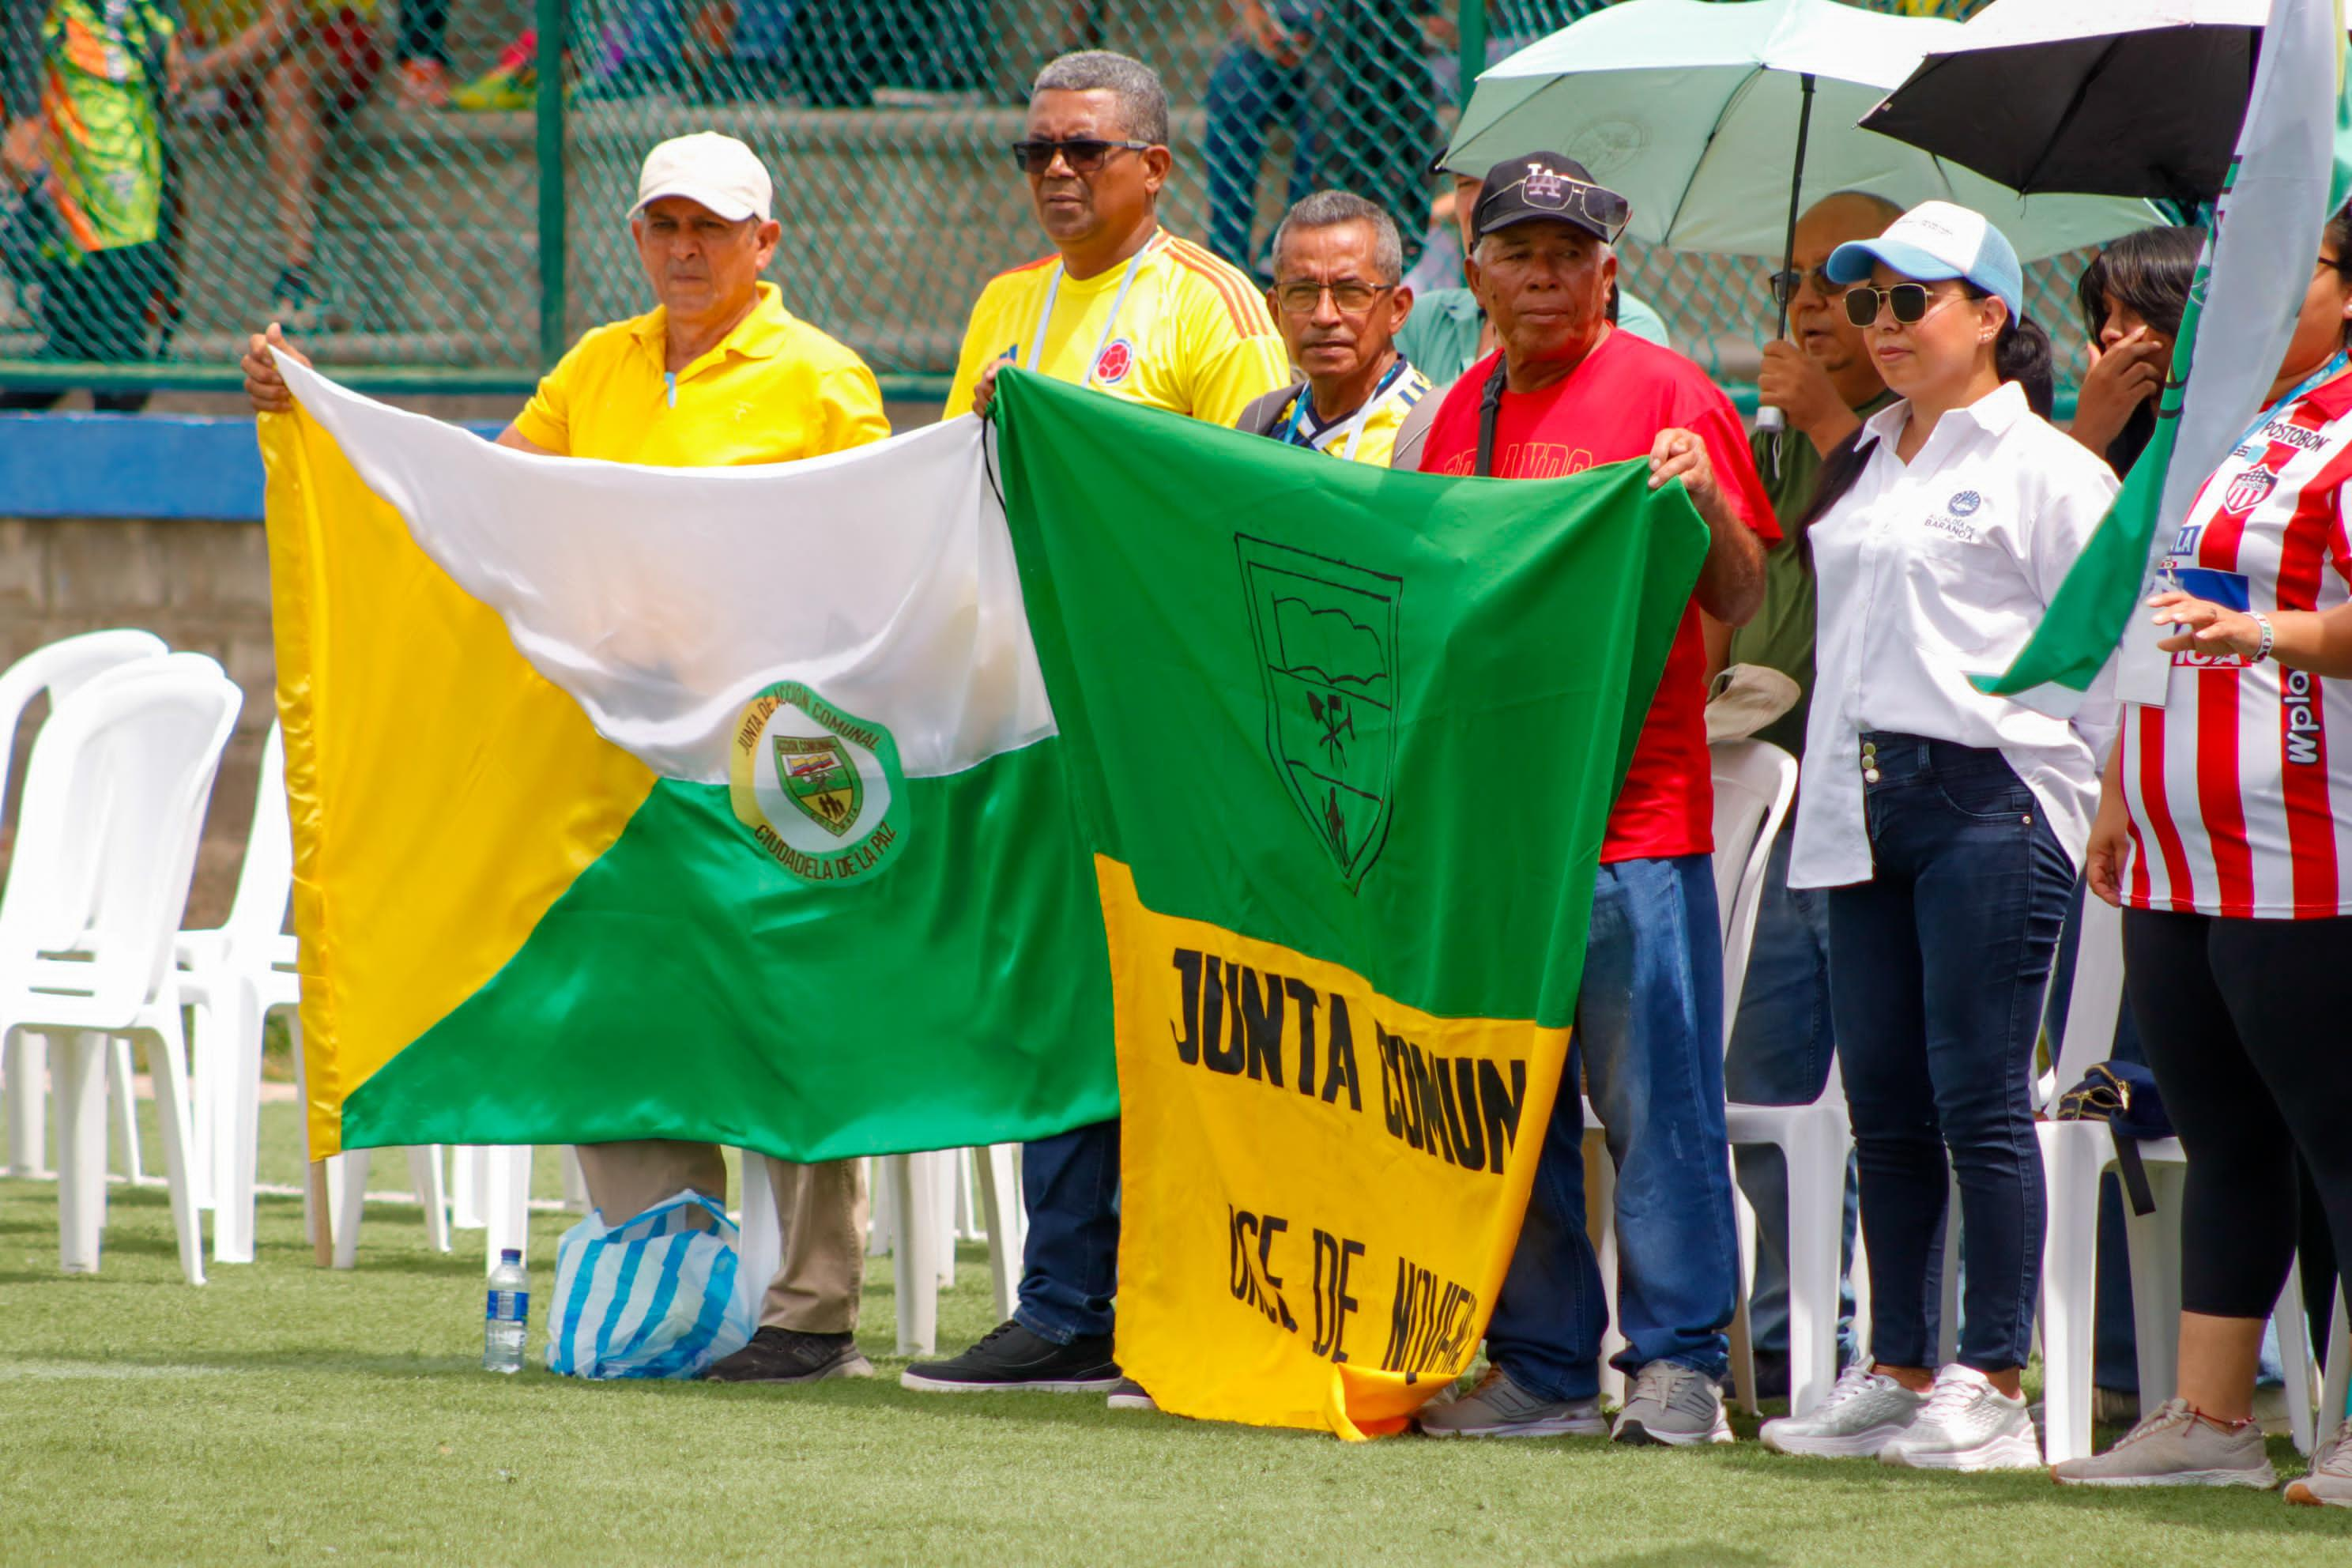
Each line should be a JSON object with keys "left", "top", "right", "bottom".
{"left": 1879, "top": 1364, "right": 2043, "bottom": 1472}
{"left": 1760, "top": 1363, "right": 1926, "bottom": 1458}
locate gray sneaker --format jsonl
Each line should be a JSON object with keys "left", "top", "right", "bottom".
{"left": 1879, "top": 1364, "right": 2041, "bottom": 1471}
{"left": 1613, "top": 1360, "right": 1734, "bottom": 1447}
{"left": 1760, "top": 1363, "right": 1925, "bottom": 1458}
{"left": 2052, "top": 1398, "right": 2276, "bottom": 1489}
{"left": 1415, "top": 1365, "right": 1608, "bottom": 1438}
{"left": 2287, "top": 1417, "right": 2352, "bottom": 1507}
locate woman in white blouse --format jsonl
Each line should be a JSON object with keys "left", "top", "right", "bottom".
{"left": 1755, "top": 202, "right": 2119, "bottom": 1470}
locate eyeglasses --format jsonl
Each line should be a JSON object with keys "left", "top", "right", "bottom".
{"left": 1764, "top": 266, "right": 1841, "bottom": 310}
{"left": 1007, "top": 138, "right": 1155, "bottom": 175}
{"left": 1272, "top": 280, "right": 1394, "bottom": 315}
{"left": 1843, "top": 282, "right": 1941, "bottom": 326}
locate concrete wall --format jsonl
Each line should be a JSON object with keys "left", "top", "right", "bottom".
{"left": 1, "top": 515, "right": 276, "bottom": 929}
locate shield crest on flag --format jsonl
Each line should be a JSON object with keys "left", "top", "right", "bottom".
{"left": 774, "top": 733, "right": 862, "bottom": 837}
{"left": 1236, "top": 535, "right": 1402, "bottom": 889}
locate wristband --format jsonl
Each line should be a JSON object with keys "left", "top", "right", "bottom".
{"left": 2250, "top": 612, "right": 2275, "bottom": 664}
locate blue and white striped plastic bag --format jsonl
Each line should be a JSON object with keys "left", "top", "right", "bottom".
{"left": 545, "top": 1189, "right": 756, "bottom": 1378}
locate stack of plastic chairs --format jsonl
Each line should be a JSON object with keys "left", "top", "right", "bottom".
{"left": 0, "top": 650, "right": 243, "bottom": 1283}
{"left": 0, "top": 631, "right": 168, "bottom": 1185}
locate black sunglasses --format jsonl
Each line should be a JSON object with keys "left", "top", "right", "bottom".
{"left": 1764, "top": 266, "right": 1842, "bottom": 310}
{"left": 1007, "top": 138, "right": 1155, "bottom": 175}
{"left": 1843, "top": 282, "right": 1936, "bottom": 326}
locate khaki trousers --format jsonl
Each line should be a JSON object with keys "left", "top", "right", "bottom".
{"left": 571, "top": 1140, "right": 868, "bottom": 1334}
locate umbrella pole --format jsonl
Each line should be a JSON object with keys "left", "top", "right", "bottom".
{"left": 1759, "top": 72, "right": 1816, "bottom": 471}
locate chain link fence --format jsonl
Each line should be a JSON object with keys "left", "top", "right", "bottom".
{"left": 2, "top": 0, "right": 2116, "bottom": 409}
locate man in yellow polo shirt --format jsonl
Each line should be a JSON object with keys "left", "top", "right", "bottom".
{"left": 243, "top": 131, "right": 886, "bottom": 1388}
{"left": 906, "top": 50, "right": 1287, "bottom": 1408}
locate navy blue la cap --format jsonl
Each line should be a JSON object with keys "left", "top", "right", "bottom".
{"left": 1472, "top": 153, "right": 1631, "bottom": 247}
{"left": 1824, "top": 199, "right": 2022, "bottom": 318}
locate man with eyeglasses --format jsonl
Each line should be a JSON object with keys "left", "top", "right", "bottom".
{"left": 1235, "top": 190, "right": 1430, "bottom": 466}
{"left": 1715, "top": 189, "right": 1900, "bottom": 1404}
{"left": 1411, "top": 152, "right": 1775, "bottom": 1449}
{"left": 940, "top": 49, "right": 1288, "bottom": 428}
{"left": 909, "top": 48, "right": 1288, "bottom": 1406}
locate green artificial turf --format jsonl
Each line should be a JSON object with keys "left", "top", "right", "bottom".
{"left": 2, "top": 1104, "right": 2349, "bottom": 1566}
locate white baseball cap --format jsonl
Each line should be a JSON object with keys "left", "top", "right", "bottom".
{"left": 631, "top": 132, "right": 773, "bottom": 223}
{"left": 1825, "top": 199, "right": 2023, "bottom": 319}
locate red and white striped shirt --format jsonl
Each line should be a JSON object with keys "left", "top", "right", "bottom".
{"left": 2120, "top": 373, "right": 2352, "bottom": 918}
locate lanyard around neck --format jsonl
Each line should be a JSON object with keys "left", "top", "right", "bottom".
{"left": 2237, "top": 349, "right": 2351, "bottom": 450}
{"left": 1283, "top": 358, "right": 1409, "bottom": 462}
{"left": 1026, "top": 234, "right": 1157, "bottom": 386}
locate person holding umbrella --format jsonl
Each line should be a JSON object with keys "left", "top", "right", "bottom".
{"left": 1715, "top": 187, "right": 1901, "bottom": 1400}
{"left": 1760, "top": 201, "right": 2118, "bottom": 1469}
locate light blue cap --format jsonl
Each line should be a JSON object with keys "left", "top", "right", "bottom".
{"left": 1824, "top": 200, "right": 2023, "bottom": 319}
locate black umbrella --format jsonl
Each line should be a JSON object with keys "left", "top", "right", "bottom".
{"left": 1858, "top": 1, "right": 2263, "bottom": 212}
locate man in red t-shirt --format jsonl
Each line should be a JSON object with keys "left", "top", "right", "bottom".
{"left": 1414, "top": 153, "right": 1776, "bottom": 1448}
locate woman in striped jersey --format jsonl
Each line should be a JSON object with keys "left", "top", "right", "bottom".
{"left": 2062, "top": 205, "right": 2352, "bottom": 1503}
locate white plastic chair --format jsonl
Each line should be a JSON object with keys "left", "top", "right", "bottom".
{"left": 867, "top": 1146, "right": 1024, "bottom": 1355}
{"left": 0, "top": 629, "right": 168, "bottom": 1182}
{"left": 442, "top": 1146, "right": 532, "bottom": 1273}
{"left": 2034, "top": 895, "right": 2337, "bottom": 1461}
{"left": 1589, "top": 739, "right": 1802, "bottom": 1408}
{"left": 175, "top": 720, "right": 295, "bottom": 1227}
{"left": 0, "top": 654, "right": 240, "bottom": 1283}
{"left": 1710, "top": 741, "right": 1855, "bottom": 1420}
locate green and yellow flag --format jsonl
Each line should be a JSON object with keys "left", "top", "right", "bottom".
{"left": 993, "top": 371, "right": 1706, "bottom": 1437}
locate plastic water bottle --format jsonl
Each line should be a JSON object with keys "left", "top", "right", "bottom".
{"left": 484, "top": 1248, "right": 529, "bottom": 1374}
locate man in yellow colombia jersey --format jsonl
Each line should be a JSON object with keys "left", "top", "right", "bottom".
{"left": 907, "top": 49, "right": 1289, "bottom": 1404}
{"left": 1235, "top": 190, "right": 1430, "bottom": 468}
{"left": 941, "top": 51, "right": 1289, "bottom": 427}
{"left": 243, "top": 132, "right": 888, "bottom": 1389}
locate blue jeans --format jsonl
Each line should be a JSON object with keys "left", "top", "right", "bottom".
{"left": 1016, "top": 1118, "right": 1119, "bottom": 1343}
{"left": 1487, "top": 854, "right": 1740, "bottom": 1400}
{"left": 1203, "top": 38, "right": 1312, "bottom": 276}
{"left": 1829, "top": 733, "right": 2071, "bottom": 1374}
{"left": 1723, "top": 815, "right": 1858, "bottom": 1365}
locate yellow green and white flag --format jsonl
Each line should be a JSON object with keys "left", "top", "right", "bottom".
{"left": 266, "top": 359, "right": 1113, "bottom": 1165}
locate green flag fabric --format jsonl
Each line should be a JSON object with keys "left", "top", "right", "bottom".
{"left": 990, "top": 368, "right": 1710, "bottom": 1436}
